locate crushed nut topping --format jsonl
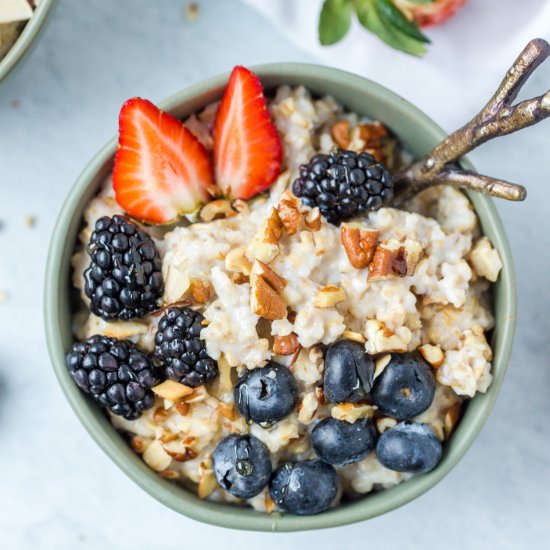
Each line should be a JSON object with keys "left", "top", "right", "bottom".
{"left": 273, "top": 332, "right": 300, "bottom": 355}
{"left": 313, "top": 285, "right": 347, "bottom": 308}
{"left": 277, "top": 190, "right": 302, "bottom": 235}
{"left": 468, "top": 236, "right": 503, "bottom": 283}
{"left": 304, "top": 208, "right": 321, "bottom": 231}
{"left": 331, "top": 120, "right": 351, "bottom": 149}
{"left": 341, "top": 224, "right": 380, "bottom": 269}
{"left": 152, "top": 380, "right": 194, "bottom": 401}
{"left": 331, "top": 403, "right": 377, "bottom": 423}
{"left": 368, "top": 237, "right": 424, "bottom": 281}
{"left": 246, "top": 207, "right": 283, "bottom": 264}
{"left": 199, "top": 199, "right": 235, "bottom": 222}
{"left": 250, "top": 260, "right": 287, "bottom": 320}
{"left": 225, "top": 246, "right": 252, "bottom": 276}
{"left": 418, "top": 344, "right": 444, "bottom": 368}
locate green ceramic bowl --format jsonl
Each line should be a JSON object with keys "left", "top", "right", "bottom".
{"left": 0, "top": 0, "right": 57, "bottom": 84}
{"left": 45, "top": 64, "right": 516, "bottom": 532}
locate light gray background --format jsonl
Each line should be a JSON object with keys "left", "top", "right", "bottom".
{"left": 0, "top": 1, "right": 548, "bottom": 548}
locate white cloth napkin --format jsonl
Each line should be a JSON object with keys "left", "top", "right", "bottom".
{"left": 241, "top": 0, "right": 550, "bottom": 130}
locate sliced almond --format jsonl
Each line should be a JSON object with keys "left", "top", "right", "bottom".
{"left": 250, "top": 260, "right": 287, "bottom": 320}
{"left": 341, "top": 224, "right": 379, "bottom": 269}
{"left": 297, "top": 391, "right": 320, "bottom": 424}
{"left": 152, "top": 380, "right": 193, "bottom": 401}
{"left": 143, "top": 440, "right": 172, "bottom": 472}
{"left": 273, "top": 332, "right": 300, "bottom": 355}
{"left": 314, "top": 285, "right": 347, "bottom": 308}
{"left": 418, "top": 344, "right": 444, "bottom": 368}
{"left": 102, "top": 320, "right": 148, "bottom": 339}
{"left": 199, "top": 199, "right": 234, "bottom": 222}
{"left": 277, "top": 190, "right": 302, "bottom": 235}
{"left": 162, "top": 439, "right": 197, "bottom": 462}
{"left": 163, "top": 266, "right": 191, "bottom": 304}
{"left": 331, "top": 403, "right": 377, "bottom": 423}
{"left": 182, "top": 385, "right": 208, "bottom": 403}
{"left": 175, "top": 401, "right": 190, "bottom": 416}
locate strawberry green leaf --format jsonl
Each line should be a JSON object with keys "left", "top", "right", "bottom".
{"left": 377, "top": 0, "right": 431, "bottom": 43}
{"left": 319, "top": 0, "right": 353, "bottom": 45}
{"left": 356, "top": 0, "right": 427, "bottom": 56}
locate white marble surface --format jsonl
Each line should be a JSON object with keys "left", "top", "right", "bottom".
{"left": 0, "top": 1, "right": 549, "bottom": 548}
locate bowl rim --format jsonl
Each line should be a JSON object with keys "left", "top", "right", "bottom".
{"left": 0, "top": 0, "right": 58, "bottom": 83}
{"left": 45, "top": 62, "right": 517, "bottom": 532}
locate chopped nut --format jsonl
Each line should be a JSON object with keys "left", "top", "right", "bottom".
{"left": 315, "top": 386, "right": 326, "bottom": 405}
{"left": 468, "top": 236, "right": 503, "bottom": 282}
{"left": 189, "top": 279, "right": 213, "bottom": 304}
{"left": 332, "top": 403, "right": 377, "bottom": 423}
{"left": 246, "top": 207, "right": 282, "bottom": 264}
{"left": 218, "top": 402, "right": 237, "bottom": 421}
{"left": 199, "top": 199, "right": 234, "bottom": 222}
{"left": 331, "top": 120, "right": 351, "bottom": 148}
{"left": 175, "top": 401, "right": 190, "bottom": 416}
{"left": 314, "top": 285, "right": 347, "bottom": 308}
{"left": 304, "top": 208, "right": 321, "bottom": 231}
{"left": 273, "top": 333, "right": 300, "bottom": 355}
{"left": 342, "top": 330, "right": 366, "bottom": 343}
{"left": 358, "top": 122, "right": 388, "bottom": 147}
{"left": 131, "top": 436, "right": 147, "bottom": 453}
{"left": 341, "top": 224, "right": 379, "bottom": 269}
{"left": 297, "top": 391, "right": 320, "bottom": 424}
{"left": 368, "top": 238, "right": 424, "bottom": 281}
{"left": 250, "top": 260, "right": 287, "bottom": 320}
{"left": 152, "top": 380, "right": 193, "bottom": 401}
{"left": 225, "top": 246, "right": 252, "bottom": 275}
{"left": 159, "top": 430, "right": 178, "bottom": 444}
{"left": 182, "top": 385, "right": 208, "bottom": 403}
{"left": 211, "top": 355, "right": 234, "bottom": 397}
{"left": 102, "top": 320, "right": 148, "bottom": 339}
{"left": 232, "top": 199, "right": 249, "bottom": 214}
{"left": 287, "top": 435, "right": 310, "bottom": 454}
{"left": 143, "top": 440, "right": 172, "bottom": 472}
{"left": 153, "top": 406, "right": 170, "bottom": 423}
{"left": 198, "top": 467, "right": 217, "bottom": 499}
{"left": 365, "top": 320, "right": 411, "bottom": 354}
{"left": 265, "top": 491, "right": 276, "bottom": 513}
{"left": 159, "top": 469, "right": 180, "bottom": 480}
{"left": 376, "top": 417, "right": 397, "bottom": 434}
{"left": 162, "top": 439, "right": 197, "bottom": 462}
{"left": 277, "top": 190, "right": 302, "bottom": 235}
{"left": 374, "top": 353, "right": 392, "bottom": 379}
{"left": 164, "top": 266, "right": 191, "bottom": 304}
{"left": 444, "top": 402, "right": 462, "bottom": 438}
{"left": 418, "top": 344, "right": 444, "bottom": 368}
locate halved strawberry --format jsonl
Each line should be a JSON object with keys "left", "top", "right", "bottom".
{"left": 113, "top": 98, "right": 214, "bottom": 224}
{"left": 213, "top": 66, "right": 282, "bottom": 200}
{"left": 410, "top": 0, "right": 467, "bottom": 28}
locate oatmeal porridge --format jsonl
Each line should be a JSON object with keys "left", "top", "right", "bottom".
{"left": 65, "top": 66, "right": 502, "bottom": 515}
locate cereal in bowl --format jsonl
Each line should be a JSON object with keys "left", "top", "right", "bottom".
{"left": 66, "top": 66, "right": 501, "bottom": 516}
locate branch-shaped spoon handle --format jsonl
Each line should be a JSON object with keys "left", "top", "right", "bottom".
{"left": 394, "top": 38, "right": 550, "bottom": 204}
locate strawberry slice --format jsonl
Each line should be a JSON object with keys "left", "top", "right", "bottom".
{"left": 213, "top": 66, "right": 282, "bottom": 200}
{"left": 113, "top": 98, "right": 214, "bottom": 224}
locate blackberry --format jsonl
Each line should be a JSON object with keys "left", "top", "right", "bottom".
{"left": 84, "top": 215, "right": 164, "bottom": 321}
{"left": 291, "top": 150, "right": 394, "bottom": 225}
{"left": 65, "top": 335, "right": 157, "bottom": 420}
{"left": 154, "top": 307, "right": 218, "bottom": 387}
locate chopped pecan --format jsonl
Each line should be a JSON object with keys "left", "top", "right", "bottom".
{"left": 341, "top": 224, "right": 379, "bottom": 269}
{"left": 250, "top": 260, "right": 287, "bottom": 320}
{"left": 331, "top": 120, "right": 351, "bottom": 148}
{"left": 368, "top": 238, "right": 423, "bottom": 281}
{"left": 273, "top": 332, "right": 300, "bottom": 355}
{"left": 304, "top": 208, "right": 321, "bottom": 231}
{"left": 277, "top": 190, "right": 302, "bottom": 235}
{"left": 189, "top": 279, "right": 213, "bottom": 304}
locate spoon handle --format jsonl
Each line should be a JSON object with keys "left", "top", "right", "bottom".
{"left": 394, "top": 38, "right": 550, "bottom": 203}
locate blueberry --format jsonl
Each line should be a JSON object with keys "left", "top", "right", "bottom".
{"left": 323, "top": 339, "right": 374, "bottom": 403}
{"left": 212, "top": 435, "right": 272, "bottom": 499}
{"left": 234, "top": 362, "right": 298, "bottom": 427}
{"left": 376, "top": 421, "right": 442, "bottom": 473}
{"left": 371, "top": 352, "right": 435, "bottom": 419}
{"left": 311, "top": 417, "right": 376, "bottom": 466}
{"left": 269, "top": 460, "right": 339, "bottom": 515}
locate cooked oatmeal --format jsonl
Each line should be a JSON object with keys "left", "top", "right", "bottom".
{"left": 71, "top": 85, "right": 502, "bottom": 511}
